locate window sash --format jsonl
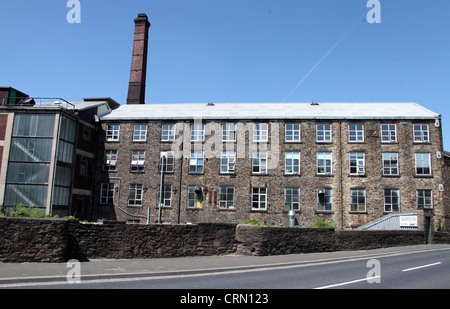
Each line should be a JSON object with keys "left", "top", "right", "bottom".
{"left": 413, "top": 124, "right": 429, "bottom": 143}
{"left": 133, "top": 124, "right": 147, "bottom": 141}
{"left": 104, "top": 150, "right": 118, "bottom": 171}
{"left": 317, "top": 152, "right": 332, "bottom": 175}
{"left": 350, "top": 189, "right": 366, "bottom": 212}
{"left": 381, "top": 124, "right": 397, "bottom": 142}
{"left": 285, "top": 124, "right": 301, "bottom": 142}
{"left": 317, "top": 188, "right": 332, "bottom": 211}
{"left": 128, "top": 184, "right": 143, "bottom": 206}
{"left": 161, "top": 124, "right": 176, "bottom": 141}
{"left": 316, "top": 124, "right": 332, "bottom": 142}
{"left": 417, "top": 190, "right": 433, "bottom": 209}
{"left": 220, "top": 152, "right": 236, "bottom": 173}
{"left": 100, "top": 183, "right": 114, "bottom": 205}
{"left": 252, "top": 152, "right": 268, "bottom": 174}
{"left": 189, "top": 151, "right": 204, "bottom": 173}
{"left": 157, "top": 185, "right": 172, "bottom": 207}
{"left": 253, "top": 123, "right": 268, "bottom": 142}
{"left": 285, "top": 152, "right": 300, "bottom": 174}
{"left": 252, "top": 187, "right": 267, "bottom": 210}
{"left": 348, "top": 124, "right": 364, "bottom": 142}
{"left": 222, "top": 123, "right": 236, "bottom": 142}
{"left": 349, "top": 152, "right": 365, "bottom": 175}
{"left": 415, "top": 153, "right": 431, "bottom": 175}
{"left": 384, "top": 189, "right": 400, "bottom": 212}
{"left": 191, "top": 124, "right": 205, "bottom": 142}
{"left": 284, "top": 188, "right": 300, "bottom": 210}
{"left": 382, "top": 152, "right": 399, "bottom": 175}
{"left": 219, "top": 187, "right": 235, "bottom": 209}
{"left": 131, "top": 151, "right": 145, "bottom": 172}
{"left": 106, "top": 125, "right": 120, "bottom": 141}
{"left": 187, "top": 186, "right": 202, "bottom": 208}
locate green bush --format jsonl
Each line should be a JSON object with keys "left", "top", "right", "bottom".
{"left": 310, "top": 218, "right": 337, "bottom": 229}
{"left": 10, "top": 203, "right": 48, "bottom": 218}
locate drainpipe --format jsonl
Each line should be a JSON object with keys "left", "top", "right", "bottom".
{"left": 339, "top": 120, "right": 344, "bottom": 230}
{"left": 157, "top": 153, "right": 167, "bottom": 224}
{"left": 177, "top": 122, "right": 185, "bottom": 224}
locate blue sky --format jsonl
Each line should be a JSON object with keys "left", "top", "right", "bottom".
{"left": 1, "top": 1, "right": 450, "bottom": 146}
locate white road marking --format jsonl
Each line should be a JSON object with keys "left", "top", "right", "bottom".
{"left": 315, "top": 276, "right": 381, "bottom": 289}
{"left": 402, "top": 262, "right": 442, "bottom": 272}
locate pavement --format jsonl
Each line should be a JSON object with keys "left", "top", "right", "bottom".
{"left": 1, "top": 244, "right": 449, "bottom": 286}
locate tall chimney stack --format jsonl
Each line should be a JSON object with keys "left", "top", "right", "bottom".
{"left": 127, "top": 13, "right": 150, "bottom": 104}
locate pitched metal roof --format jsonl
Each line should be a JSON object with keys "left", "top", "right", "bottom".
{"left": 100, "top": 102, "right": 440, "bottom": 121}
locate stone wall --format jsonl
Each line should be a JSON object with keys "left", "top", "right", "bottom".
{"left": 1, "top": 217, "right": 449, "bottom": 263}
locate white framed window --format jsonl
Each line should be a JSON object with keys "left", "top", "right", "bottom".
{"left": 349, "top": 124, "right": 364, "bottom": 142}
{"left": 252, "top": 187, "right": 267, "bottom": 210}
{"left": 157, "top": 185, "right": 172, "bottom": 207}
{"left": 106, "top": 124, "right": 120, "bottom": 142}
{"left": 131, "top": 150, "right": 145, "bottom": 172}
{"left": 285, "top": 124, "right": 301, "bottom": 142}
{"left": 100, "top": 183, "right": 114, "bottom": 205}
{"left": 381, "top": 124, "right": 397, "bottom": 143}
{"left": 187, "top": 185, "right": 202, "bottom": 208}
{"left": 284, "top": 188, "right": 300, "bottom": 210}
{"left": 413, "top": 124, "right": 430, "bottom": 143}
{"left": 317, "top": 188, "right": 332, "bottom": 211}
{"left": 128, "top": 184, "right": 143, "bottom": 206}
{"left": 349, "top": 152, "right": 365, "bottom": 175}
{"left": 133, "top": 124, "right": 147, "bottom": 141}
{"left": 285, "top": 152, "right": 300, "bottom": 174}
{"left": 104, "top": 150, "right": 118, "bottom": 172}
{"left": 382, "top": 152, "right": 399, "bottom": 176}
{"left": 350, "top": 188, "right": 366, "bottom": 212}
{"left": 317, "top": 152, "right": 332, "bottom": 175}
{"left": 161, "top": 124, "right": 176, "bottom": 142}
{"left": 191, "top": 124, "right": 205, "bottom": 142}
{"left": 189, "top": 151, "right": 204, "bottom": 173}
{"left": 417, "top": 189, "right": 433, "bottom": 209}
{"left": 220, "top": 151, "right": 236, "bottom": 173}
{"left": 316, "top": 124, "right": 332, "bottom": 142}
{"left": 253, "top": 123, "right": 268, "bottom": 142}
{"left": 219, "top": 187, "right": 235, "bottom": 209}
{"left": 222, "top": 123, "right": 236, "bottom": 142}
{"left": 415, "top": 153, "right": 431, "bottom": 175}
{"left": 384, "top": 189, "right": 400, "bottom": 212}
{"left": 160, "top": 151, "right": 174, "bottom": 172}
{"left": 252, "top": 151, "right": 268, "bottom": 174}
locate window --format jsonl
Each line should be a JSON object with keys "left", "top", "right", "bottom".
{"left": 82, "top": 125, "right": 91, "bottom": 141}
{"left": 384, "top": 189, "right": 400, "bottom": 212}
{"left": 380, "top": 124, "right": 397, "bottom": 143}
{"left": 285, "top": 124, "right": 301, "bottom": 142}
{"left": 157, "top": 185, "right": 172, "bottom": 207}
{"left": 131, "top": 150, "right": 145, "bottom": 172}
{"left": 191, "top": 124, "right": 205, "bottom": 142}
{"left": 187, "top": 186, "right": 202, "bottom": 208}
{"left": 413, "top": 124, "right": 429, "bottom": 143}
{"left": 100, "top": 183, "right": 114, "bottom": 205}
{"left": 128, "top": 184, "right": 143, "bottom": 206}
{"left": 285, "top": 152, "right": 300, "bottom": 174}
{"left": 79, "top": 156, "right": 88, "bottom": 176}
{"left": 348, "top": 124, "right": 364, "bottom": 142}
{"left": 219, "top": 187, "right": 235, "bottom": 209}
{"left": 133, "top": 124, "right": 147, "bottom": 141}
{"left": 104, "top": 150, "right": 118, "bottom": 172}
{"left": 252, "top": 187, "right": 267, "bottom": 210}
{"left": 316, "top": 124, "right": 332, "bottom": 142}
{"left": 221, "top": 151, "right": 236, "bottom": 173}
{"left": 222, "top": 123, "right": 236, "bottom": 142}
{"left": 253, "top": 123, "right": 268, "bottom": 142}
{"left": 350, "top": 188, "right": 366, "bottom": 212}
{"left": 160, "top": 151, "right": 174, "bottom": 172}
{"left": 317, "top": 188, "right": 332, "bottom": 211}
{"left": 382, "top": 153, "right": 399, "bottom": 176}
{"left": 189, "top": 151, "right": 204, "bottom": 173}
{"left": 317, "top": 152, "right": 332, "bottom": 175}
{"left": 415, "top": 153, "right": 431, "bottom": 175}
{"left": 284, "top": 188, "right": 300, "bottom": 210}
{"left": 349, "top": 152, "right": 365, "bottom": 175}
{"left": 161, "top": 124, "right": 176, "bottom": 142}
{"left": 106, "top": 124, "right": 120, "bottom": 142}
{"left": 417, "top": 189, "right": 433, "bottom": 209}
{"left": 252, "top": 152, "right": 267, "bottom": 174}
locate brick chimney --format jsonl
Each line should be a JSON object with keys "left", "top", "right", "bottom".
{"left": 127, "top": 13, "right": 150, "bottom": 104}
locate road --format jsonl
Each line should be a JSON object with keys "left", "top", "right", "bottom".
{"left": 3, "top": 245, "right": 449, "bottom": 291}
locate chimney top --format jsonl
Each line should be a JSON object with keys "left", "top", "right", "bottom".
{"left": 126, "top": 13, "right": 151, "bottom": 105}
